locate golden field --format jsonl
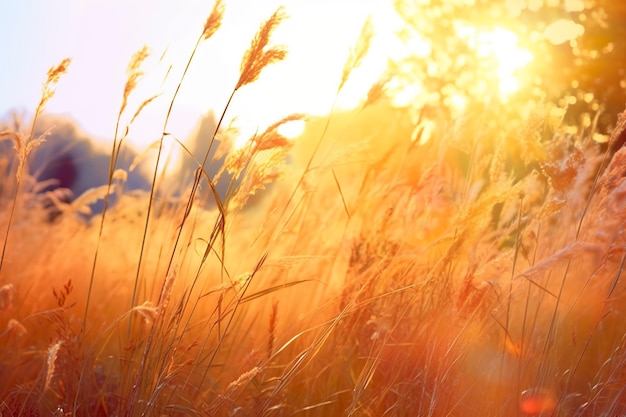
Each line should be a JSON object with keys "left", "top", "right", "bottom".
{"left": 1, "top": 2, "right": 626, "bottom": 416}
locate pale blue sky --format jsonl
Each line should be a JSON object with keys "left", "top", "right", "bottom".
{"left": 1, "top": 0, "right": 396, "bottom": 151}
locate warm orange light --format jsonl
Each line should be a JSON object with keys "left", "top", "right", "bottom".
{"left": 520, "top": 388, "right": 557, "bottom": 415}
{"left": 456, "top": 25, "right": 534, "bottom": 101}
{"left": 178, "top": 0, "right": 402, "bottom": 151}
{"left": 220, "top": 1, "right": 405, "bottom": 150}
{"left": 544, "top": 19, "right": 585, "bottom": 45}
{"left": 277, "top": 120, "right": 305, "bottom": 140}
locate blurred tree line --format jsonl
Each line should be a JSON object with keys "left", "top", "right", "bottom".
{"left": 388, "top": 0, "right": 626, "bottom": 135}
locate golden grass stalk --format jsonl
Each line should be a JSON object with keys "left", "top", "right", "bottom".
{"left": 35, "top": 58, "right": 71, "bottom": 120}
{"left": 255, "top": 113, "right": 305, "bottom": 151}
{"left": 14, "top": 130, "right": 48, "bottom": 184}
{"left": 0, "top": 59, "right": 69, "bottom": 278}
{"left": 221, "top": 113, "right": 303, "bottom": 179}
{"left": 236, "top": 7, "right": 287, "bottom": 91}
{"left": 226, "top": 366, "right": 261, "bottom": 392}
{"left": 124, "top": 2, "right": 226, "bottom": 327}
{"left": 338, "top": 17, "right": 373, "bottom": 93}
{"left": 43, "top": 341, "right": 62, "bottom": 393}
{"left": 157, "top": 266, "right": 177, "bottom": 312}
{"left": 132, "top": 301, "right": 159, "bottom": 325}
{"left": 121, "top": 7, "right": 229, "bottom": 408}
{"left": 119, "top": 45, "right": 150, "bottom": 118}
{"left": 70, "top": 184, "right": 115, "bottom": 216}
{"left": 127, "top": 93, "right": 162, "bottom": 129}
{"left": 363, "top": 78, "right": 389, "bottom": 109}
{"left": 202, "top": 0, "right": 224, "bottom": 40}
{"left": 228, "top": 148, "right": 284, "bottom": 210}
{"left": 268, "top": 301, "right": 278, "bottom": 358}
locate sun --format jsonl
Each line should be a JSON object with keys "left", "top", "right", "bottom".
{"left": 8, "top": 0, "right": 536, "bottom": 173}
{"left": 378, "top": 7, "right": 535, "bottom": 115}
{"left": 455, "top": 24, "right": 534, "bottom": 103}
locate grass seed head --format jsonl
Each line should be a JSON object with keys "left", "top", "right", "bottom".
{"left": 202, "top": 0, "right": 225, "bottom": 41}
{"left": 339, "top": 16, "right": 374, "bottom": 93}
{"left": 0, "top": 283, "right": 15, "bottom": 311}
{"left": 6, "top": 318, "right": 26, "bottom": 336}
{"left": 133, "top": 301, "right": 159, "bottom": 325}
{"left": 44, "top": 341, "right": 62, "bottom": 392}
{"left": 236, "top": 7, "right": 287, "bottom": 90}
{"left": 120, "top": 45, "right": 150, "bottom": 116}
{"left": 36, "top": 57, "right": 71, "bottom": 118}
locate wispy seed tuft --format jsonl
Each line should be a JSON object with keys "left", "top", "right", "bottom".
{"left": 120, "top": 46, "right": 150, "bottom": 116}
{"left": 339, "top": 17, "right": 374, "bottom": 93}
{"left": 236, "top": 7, "right": 287, "bottom": 91}
{"left": 44, "top": 341, "right": 62, "bottom": 392}
{"left": 202, "top": 0, "right": 225, "bottom": 41}
{"left": 363, "top": 78, "right": 389, "bottom": 108}
{"left": 36, "top": 57, "right": 72, "bottom": 117}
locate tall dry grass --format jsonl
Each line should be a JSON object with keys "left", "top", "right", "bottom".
{"left": 1, "top": 2, "right": 626, "bottom": 416}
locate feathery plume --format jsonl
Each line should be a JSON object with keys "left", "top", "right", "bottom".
{"left": 133, "top": 301, "right": 159, "bottom": 325}
{"left": 36, "top": 58, "right": 72, "bottom": 117}
{"left": 159, "top": 267, "right": 177, "bottom": 313}
{"left": 363, "top": 78, "right": 388, "bottom": 108}
{"left": 236, "top": 7, "right": 287, "bottom": 90}
{"left": 226, "top": 366, "right": 261, "bottom": 391}
{"left": 44, "top": 341, "right": 62, "bottom": 392}
{"left": 229, "top": 147, "right": 285, "bottom": 210}
{"left": 253, "top": 113, "right": 304, "bottom": 151}
{"left": 202, "top": 0, "right": 225, "bottom": 40}
{"left": 338, "top": 17, "right": 373, "bottom": 93}
{"left": 14, "top": 129, "right": 49, "bottom": 183}
{"left": 120, "top": 45, "right": 150, "bottom": 116}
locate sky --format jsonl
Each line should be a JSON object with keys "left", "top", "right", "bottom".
{"left": 1, "top": 0, "right": 401, "bottom": 153}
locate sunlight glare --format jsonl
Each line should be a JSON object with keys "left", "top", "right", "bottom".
{"left": 5, "top": 0, "right": 403, "bottom": 175}
{"left": 544, "top": 19, "right": 584, "bottom": 45}
{"left": 224, "top": 0, "right": 403, "bottom": 150}
{"left": 565, "top": 0, "right": 585, "bottom": 12}
{"left": 457, "top": 25, "right": 534, "bottom": 101}
{"left": 448, "top": 93, "right": 468, "bottom": 113}
{"left": 277, "top": 120, "right": 305, "bottom": 140}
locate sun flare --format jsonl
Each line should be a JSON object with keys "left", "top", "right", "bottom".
{"left": 1, "top": 0, "right": 400, "bottom": 165}
{"left": 116, "top": 0, "right": 402, "bottom": 156}
{"left": 456, "top": 24, "right": 534, "bottom": 102}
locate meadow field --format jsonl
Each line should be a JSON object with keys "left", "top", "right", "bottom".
{"left": 1, "top": 2, "right": 626, "bottom": 416}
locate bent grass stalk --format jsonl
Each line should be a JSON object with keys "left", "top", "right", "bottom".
{"left": 126, "top": 4, "right": 292, "bottom": 414}
{"left": 124, "top": 2, "right": 226, "bottom": 413}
